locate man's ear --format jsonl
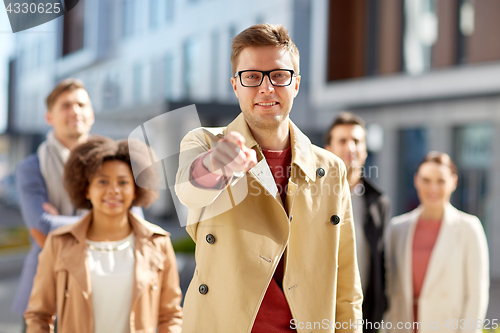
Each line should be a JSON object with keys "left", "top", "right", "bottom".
{"left": 45, "top": 110, "right": 53, "bottom": 126}
{"left": 293, "top": 75, "right": 301, "bottom": 98}
{"left": 231, "top": 76, "right": 239, "bottom": 99}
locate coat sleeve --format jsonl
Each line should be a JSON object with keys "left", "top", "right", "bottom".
{"left": 157, "top": 236, "right": 183, "bottom": 333}
{"left": 175, "top": 128, "right": 230, "bottom": 210}
{"left": 16, "top": 155, "right": 79, "bottom": 236}
{"left": 335, "top": 168, "right": 363, "bottom": 332}
{"left": 175, "top": 128, "right": 234, "bottom": 241}
{"left": 24, "top": 233, "right": 58, "bottom": 332}
{"left": 461, "top": 216, "right": 489, "bottom": 332}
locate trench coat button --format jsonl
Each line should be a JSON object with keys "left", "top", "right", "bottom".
{"left": 330, "top": 215, "right": 340, "bottom": 225}
{"left": 151, "top": 284, "right": 158, "bottom": 291}
{"left": 206, "top": 234, "right": 215, "bottom": 244}
{"left": 199, "top": 284, "right": 209, "bottom": 295}
{"left": 316, "top": 167, "right": 325, "bottom": 178}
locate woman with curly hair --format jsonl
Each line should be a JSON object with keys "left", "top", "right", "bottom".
{"left": 25, "top": 137, "right": 182, "bottom": 333}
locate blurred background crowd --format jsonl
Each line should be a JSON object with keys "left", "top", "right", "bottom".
{"left": 0, "top": 0, "right": 499, "bottom": 331}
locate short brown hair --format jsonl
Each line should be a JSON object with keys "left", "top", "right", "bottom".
{"left": 324, "top": 112, "right": 366, "bottom": 146}
{"left": 64, "top": 136, "right": 160, "bottom": 210}
{"left": 417, "top": 151, "right": 458, "bottom": 175}
{"left": 230, "top": 23, "right": 300, "bottom": 76}
{"left": 46, "top": 78, "right": 88, "bottom": 110}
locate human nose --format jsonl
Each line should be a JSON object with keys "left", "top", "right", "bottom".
{"left": 70, "top": 103, "right": 82, "bottom": 115}
{"left": 106, "top": 182, "right": 120, "bottom": 194}
{"left": 429, "top": 182, "right": 440, "bottom": 192}
{"left": 348, "top": 140, "right": 356, "bottom": 153}
{"left": 259, "top": 74, "right": 275, "bottom": 93}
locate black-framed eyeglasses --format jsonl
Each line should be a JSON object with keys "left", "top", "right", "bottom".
{"left": 234, "top": 69, "right": 296, "bottom": 87}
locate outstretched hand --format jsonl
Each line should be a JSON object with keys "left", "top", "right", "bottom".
{"left": 203, "top": 131, "right": 257, "bottom": 177}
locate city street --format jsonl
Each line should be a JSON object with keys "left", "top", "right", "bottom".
{"left": 0, "top": 272, "right": 23, "bottom": 333}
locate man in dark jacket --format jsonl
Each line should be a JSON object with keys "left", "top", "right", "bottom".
{"left": 325, "top": 112, "right": 391, "bottom": 332}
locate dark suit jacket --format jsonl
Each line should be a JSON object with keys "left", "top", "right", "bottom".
{"left": 360, "top": 177, "right": 391, "bottom": 332}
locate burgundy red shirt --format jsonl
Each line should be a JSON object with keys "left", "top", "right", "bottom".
{"left": 252, "top": 147, "right": 295, "bottom": 333}
{"left": 412, "top": 218, "right": 442, "bottom": 326}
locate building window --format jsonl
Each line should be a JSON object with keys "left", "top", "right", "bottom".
{"left": 211, "top": 31, "right": 219, "bottom": 98}
{"left": 133, "top": 63, "right": 143, "bottom": 104}
{"left": 327, "top": 0, "right": 367, "bottom": 80}
{"left": 396, "top": 128, "right": 428, "bottom": 215}
{"left": 166, "top": 0, "right": 174, "bottom": 22}
{"left": 431, "top": 0, "right": 459, "bottom": 68}
{"left": 326, "top": 0, "right": 404, "bottom": 81}
{"left": 150, "top": 0, "right": 159, "bottom": 29}
{"left": 403, "top": 0, "right": 438, "bottom": 75}
{"left": 122, "top": 0, "right": 134, "bottom": 38}
{"left": 102, "top": 72, "right": 121, "bottom": 109}
{"left": 452, "top": 123, "right": 493, "bottom": 224}
{"left": 463, "top": 0, "right": 500, "bottom": 64}
{"left": 165, "top": 54, "right": 174, "bottom": 99}
{"left": 377, "top": 0, "right": 404, "bottom": 75}
{"left": 151, "top": 58, "right": 165, "bottom": 100}
{"left": 62, "top": 0, "right": 85, "bottom": 56}
{"left": 431, "top": 0, "right": 500, "bottom": 68}
{"left": 183, "top": 39, "right": 199, "bottom": 99}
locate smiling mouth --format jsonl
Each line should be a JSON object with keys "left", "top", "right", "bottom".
{"left": 256, "top": 102, "right": 279, "bottom": 106}
{"left": 103, "top": 200, "right": 123, "bottom": 206}
{"left": 69, "top": 120, "right": 84, "bottom": 126}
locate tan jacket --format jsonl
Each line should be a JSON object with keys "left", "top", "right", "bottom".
{"left": 175, "top": 114, "right": 363, "bottom": 333}
{"left": 385, "top": 204, "right": 489, "bottom": 332}
{"left": 25, "top": 212, "right": 183, "bottom": 333}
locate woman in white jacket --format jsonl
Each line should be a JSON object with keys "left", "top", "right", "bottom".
{"left": 385, "top": 151, "right": 489, "bottom": 333}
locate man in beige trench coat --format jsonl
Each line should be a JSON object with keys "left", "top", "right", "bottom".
{"left": 175, "top": 23, "right": 363, "bottom": 333}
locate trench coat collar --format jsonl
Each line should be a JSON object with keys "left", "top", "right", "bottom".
{"left": 225, "top": 113, "right": 317, "bottom": 182}
{"left": 401, "top": 203, "right": 459, "bottom": 317}
{"left": 55, "top": 210, "right": 168, "bottom": 244}
{"left": 53, "top": 211, "right": 168, "bottom": 300}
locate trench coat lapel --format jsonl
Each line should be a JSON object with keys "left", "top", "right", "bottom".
{"left": 59, "top": 213, "right": 93, "bottom": 297}
{"left": 130, "top": 213, "right": 167, "bottom": 308}
{"left": 419, "top": 204, "right": 457, "bottom": 298}
{"left": 289, "top": 120, "right": 316, "bottom": 182}
{"left": 224, "top": 114, "right": 281, "bottom": 200}
{"left": 224, "top": 113, "right": 317, "bottom": 181}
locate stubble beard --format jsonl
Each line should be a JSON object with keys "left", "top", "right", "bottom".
{"left": 66, "top": 126, "right": 89, "bottom": 141}
{"left": 242, "top": 106, "right": 291, "bottom": 133}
